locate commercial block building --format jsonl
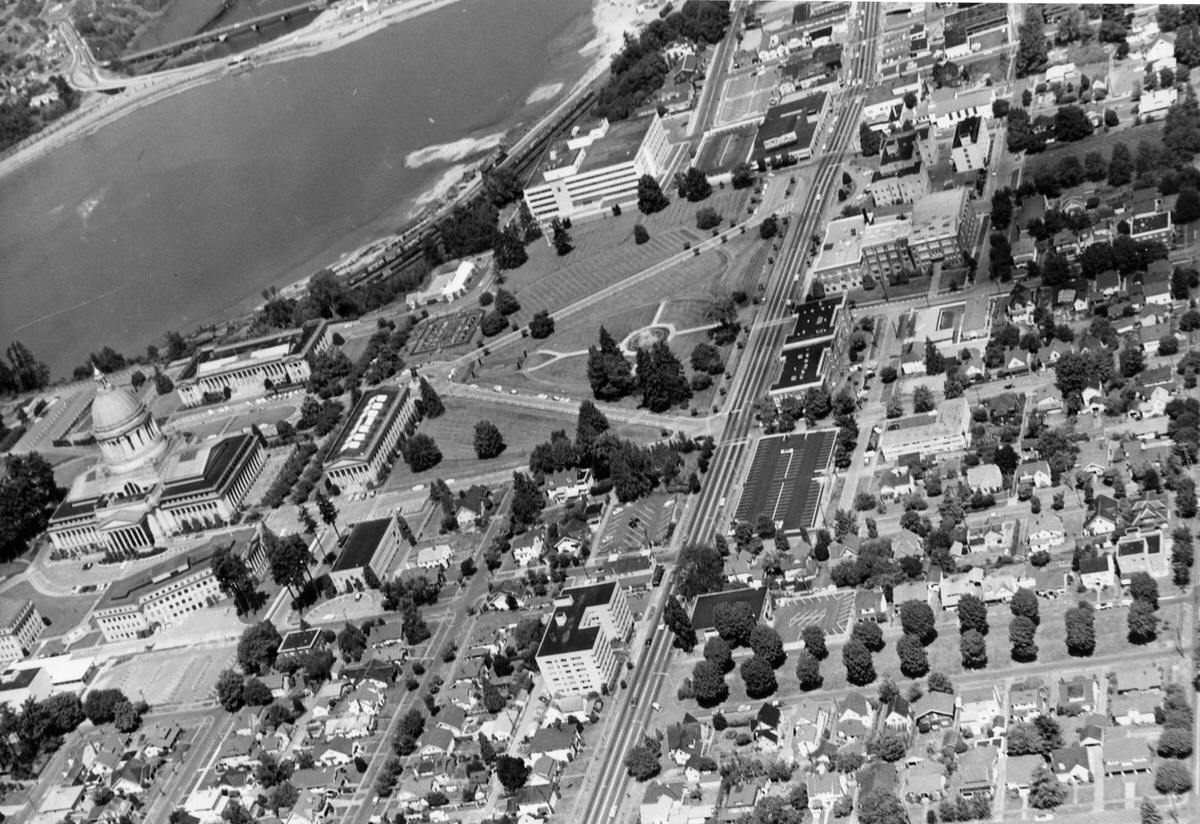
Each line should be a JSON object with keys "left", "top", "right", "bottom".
{"left": 323, "top": 384, "right": 419, "bottom": 493}
{"left": 950, "top": 116, "right": 991, "bottom": 172}
{"left": 811, "top": 216, "right": 866, "bottom": 293}
{"left": 330, "top": 516, "right": 403, "bottom": 592}
{"left": 0, "top": 600, "right": 44, "bottom": 664}
{"left": 860, "top": 215, "right": 915, "bottom": 282}
{"left": 751, "top": 92, "right": 831, "bottom": 165}
{"left": 907, "top": 188, "right": 981, "bottom": 269}
{"left": 523, "top": 116, "right": 672, "bottom": 226}
{"left": 879, "top": 397, "right": 971, "bottom": 459}
{"left": 176, "top": 320, "right": 330, "bottom": 408}
{"left": 536, "top": 581, "right": 633, "bottom": 697}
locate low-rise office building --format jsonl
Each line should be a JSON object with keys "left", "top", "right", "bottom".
{"left": 536, "top": 581, "right": 633, "bottom": 697}
{"left": 522, "top": 116, "right": 672, "bottom": 226}
{"left": 879, "top": 397, "right": 971, "bottom": 459}
{"left": 752, "top": 92, "right": 831, "bottom": 165}
{"left": 907, "top": 188, "right": 981, "bottom": 269}
{"left": 811, "top": 216, "right": 866, "bottom": 293}
{"left": 323, "top": 384, "right": 419, "bottom": 493}
{"left": 177, "top": 320, "right": 329, "bottom": 408}
{"left": 950, "top": 116, "right": 991, "bottom": 172}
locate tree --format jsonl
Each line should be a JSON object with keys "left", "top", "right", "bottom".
{"left": 510, "top": 471, "right": 545, "bottom": 529}
{"left": 528, "top": 309, "right": 555, "bottom": 339}
{"left": 795, "top": 649, "right": 822, "bottom": 690}
{"left": 237, "top": 621, "right": 282, "bottom": 676}
{"left": 870, "top": 731, "right": 908, "bottom": 763}
{"left": 852, "top": 619, "right": 884, "bottom": 652}
{"left": 1065, "top": 604, "right": 1096, "bottom": 656}
{"left": 264, "top": 530, "right": 312, "bottom": 601}
{"left": 1054, "top": 104, "right": 1093, "bottom": 142}
{"left": 957, "top": 595, "right": 988, "bottom": 636}
{"left": 912, "top": 385, "right": 935, "bottom": 413}
{"left": 1016, "top": 7, "right": 1049, "bottom": 77}
{"left": 1177, "top": 476, "right": 1198, "bottom": 518}
{"left": 676, "top": 166, "right": 712, "bottom": 201}
{"left": 638, "top": 339, "right": 692, "bottom": 412}
{"left": 633, "top": 223, "right": 650, "bottom": 244}
{"left": 704, "top": 636, "right": 733, "bottom": 672}
{"left": 696, "top": 206, "right": 722, "bottom": 230}
{"left": 801, "top": 625, "right": 827, "bottom": 660}
{"left": 418, "top": 375, "right": 444, "bottom": 418}
{"left": 1120, "top": 345, "right": 1145, "bottom": 377}
{"left": 759, "top": 215, "right": 779, "bottom": 239}
{"left": 493, "top": 225, "right": 528, "bottom": 270}
{"left": 1029, "top": 765, "right": 1067, "bottom": 809}
{"left": 1157, "top": 727, "right": 1193, "bottom": 758}
{"left": 480, "top": 310, "right": 507, "bottom": 336}
{"left": 927, "top": 671, "right": 954, "bottom": 694}
{"left": 897, "top": 633, "right": 929, "bottom": 677}
{"left": 714, "top": 601, "right": 756, "bottom": 647}
{"left": 1108, "top": 142, "right": 1133, "bottom": 186}
{"left": 960, "top": 629, "right": 987, "bottom": 669}
{"left": 857, "top": 788, "right": 909, "bottom": 824}
{"left": 1010, "top": 615, "right": 1039, "bottom": 662}
{"left": 216, "top": 669, "right": 246, "bottom": 712}
{"left": 337, "top": 622, "right": 368, "bottom": 662}
{"left": 1129, "top": 572, "right": 1159, "bottom": 609}
{"left": 740, "top": 655, "right": 777, "bottom": 698}
{"left": 1127, "top": 599, "right": 1158, "bottom": 643}
{"left": 241, "top": 677, "right": 272, "bottom": 706}
{"left": 496, "top": 754, "right": 530, "bottom": 793}
{"left": 471, "top": 420, "right": 507, "bottom": 460}
{"left": 1141, "top": 799, "right": 1163, "bottom": 824}
{"left": 637, "top": 174, "right": 670, "bottom": 214}
{"left": 587, "top": 326, "right": 636, "bottom": 401}
{"left": 624, "top": 744, "right": 662, "bottom": 780}
{"left": 899, "top": 600, "right": 936, "bottom": 644}
{"left": 665, "top": 597, "right": 698, "bottom": 651}
{"left": 550, "top": 218, "right": 574, "bottom": 256}
{"left": 691, "top": 659, "right": 729, "bottom": 707}
{"left": 1154, "top": 760, "right": 1193, "bottom": 795}
{"left": 843, "top": 637, "right": 876, "bottom": 685}
{"left": 859, "top": 122, "right": 883, "bottom": 155}
{"left": 212, "top": 545, "right": 262, "bottom": 616}
{"left": 749, "top": 625, "right": 785, "bottom": 667}
{"left": 315, "top": 492, "right": 340, "bottom": 538}
{"left": 674, "top": 542, "right": 725, "bottom": 599}
{"left": 43, "top": 693, "right": 84, "bottom": 735}
{"left": 403, "top": 433, "right": 443, "bottom": 472}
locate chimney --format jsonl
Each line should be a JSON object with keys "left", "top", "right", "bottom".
{"left": 554, "top": 612, "right": 567, "bottom": 627}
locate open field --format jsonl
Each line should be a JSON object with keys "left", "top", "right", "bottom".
{"left": 500, "top": 186, "right": 753, "bottom": 331}
{"left": 384, "top": 397, "right": 664, "bottom": 486}
{"left": 714, "top": 70, "right": 776, "bottom": 128}
{"left": 1023, "top": 120, "right": 1165, "bottom": 180}
{"left": 4, "top": 579, "right": 99, "bottom": 637}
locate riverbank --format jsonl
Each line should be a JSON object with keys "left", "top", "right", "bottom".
{"left": 0, "top": 0, "right": 470, "bottom": 182}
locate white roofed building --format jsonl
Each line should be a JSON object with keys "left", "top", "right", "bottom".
{"left": 323, "top": 382, "right": 419, "bottom": 493}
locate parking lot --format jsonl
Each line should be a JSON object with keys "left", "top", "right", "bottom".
{"left": 773, "top": 590, "right": 855, "bottom": 645}
{"left": 713, "top": 69, "right": 777, "bottom": 128}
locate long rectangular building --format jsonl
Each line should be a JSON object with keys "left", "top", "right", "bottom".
{"left": 522, "top": 115, "right": 672, "bottom": 226}
{"left": 176, "top": 320, "right": 329, "bottom": 408}
{"left": 879, "top": 396, "right": 971, "bottom": 460}
{"left": 536, "top": 581, "right": 633, "bottom": 697}
{"left": 0, "top": 600, "right": 44, "bottom": 665}
{"left": 323, "top": 384, "right": 419, "bottom": 493}
{"left": 330, "top": 515, "right": 402, "bottom": 592}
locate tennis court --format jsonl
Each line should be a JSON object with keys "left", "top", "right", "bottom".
{"left": 714, "top": 70, "right": 777, "bottom": 128}
{"left": 774, "top": 590, "right": 855, "bottom": 643}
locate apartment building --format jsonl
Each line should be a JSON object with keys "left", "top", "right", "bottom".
{"left": 811, "top": 215, "right": 867, "bottom": 293}
{"left": 879, "top": 397, "right": 972, "bottom": 459}
{"left": 906, "top": 188, "right": 981, "bottom": 269}
{"left": 536, "top": 581, "right": 633, "bottom": 697}
{"left": 0, "top": 600, "right": 44, "bottom": 664}
{"left": 522, "top": 115, "right": 672, "bottom": 226}
{"left": 323, "top": 384, "right": 419, "bottom": 493}
{"left": 950, "top": 116, "right": 991, "bottom": 172}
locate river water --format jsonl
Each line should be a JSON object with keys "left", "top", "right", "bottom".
{"left": 0, "top": 0, "right": 594, "bottom": 378}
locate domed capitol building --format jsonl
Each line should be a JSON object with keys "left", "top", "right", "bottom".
{"left": 47, "top": 368, "right": 266, "bottom": 554}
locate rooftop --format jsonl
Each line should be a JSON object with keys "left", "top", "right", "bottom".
{"left": 332, "top": 517, "right": 393, "bottom": 573}
{"left": 278, "top": 628, "right": 323, "bottom": 654}
{"left": 160, "top": 432, "right": 259, "bottom": 499}
{"left": 861, "top": 214, "right": 911, "bottom": 248}
{"left": 0, "top": 598, "right": 34, "bottom": 631}
{"left": 813, "top": 216, "right": 866, "bottom": 273}
{"left": 95, "top": 542, "right": 224, "bottom": 612}
{"left": 192, "top": 320, "right": 325, "bottom": 379}
{"left": 909, "top": 189, "right": 967, "bottom": 244}
{"left": 691, "top": 588, "right": 768, "bottom": 631}
{"left": 772, "top": 340, "right": 830, "bottom": 391}
{"left": 327, "top": 386, "right": 409, "bottom": 466}
{"left": 536, "top": 581, "right": 617, "bottom": 657}
{"left": 752, "top": 92, "right": 828, "bottom": 161}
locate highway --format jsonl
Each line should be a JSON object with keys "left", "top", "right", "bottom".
{"left": 575, "top": 6, "right": 881, "bottom": 824}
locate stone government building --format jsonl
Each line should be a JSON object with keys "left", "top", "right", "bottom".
{"left": 47, "top": 369, "right": 266, "bottom": 554}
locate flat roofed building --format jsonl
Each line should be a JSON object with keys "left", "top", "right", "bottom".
{"left": 0, "top": 600, "right": 44, "bottom": 664}
{"left": 879, "top": 396, "right": 971, "bottom": 459}
{"left": 733, "top": 430, "right": 837, "bottom": 536}
{"left": 951, "top": 116, "right": 991, "bottom": 172}
{"left": 926, "top": 86, "right": 995, "bottom": 133}
{"left": 406, "top": 260, "right": 477, "bottom": 310}
{"left": 330, "top": 515, "right": 402, "bottom": 592}
{"left": 771, "top": 340, "right": 832, "bottom": 396}
{"left": 523, "top": 115, "right": 672, "bottom": 226}
{"left": 784, "top": 296, "right": 850, "bottom": 372}
{"left": 752, "top": 91, "right": 831, "bottom": 164}
{"left": 156, "top": 432, "right": 266, "bottom": 534}
{"left": 861, "top": 215, "right": 915, "bottom": 281}
{"left": 177, "top": 320, "right": 329, "bottom": 408}
{"left": 811, "top": 215, "right": 866, "bottom": 293}
{"left": 536, "top": 581, "right": 633, "bottom": 697}
{"left": 691, "top": 588, "right": 770, "bottom": 637}
{"left": 907, "top": 189, "right": 980, "bottom": 268}
{"left": 323, "top": 384, "right": 418, "bottom": 493}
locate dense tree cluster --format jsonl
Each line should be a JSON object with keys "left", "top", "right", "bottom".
{"left": 0, "top": 453, "right": 62, "bottom": 563}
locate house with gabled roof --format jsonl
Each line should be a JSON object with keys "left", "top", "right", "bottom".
{"left": 938, "top": 567, "right": 983, "bottom": 610}
{"left": 957, "top": 685, "right": 1003, "bottom": 739}
{"left": 891, "top": 580, "right": 938, "bottom": 610}
{"left": 891, "top": 528, "right": 924, "bottom": 560}
{"left": 912, "top": 691, "right": 956, "bottom": 729}
{"left": 957, "top": 744, "right": 999, "bottom": 797}
{"left": 835, "top": 693, "right": 875, "bottom": 742}
{"left": 455, "top": 485, "right": 491, "bottom": 531}
{"left": 526, "top": 724, "right": 582, "bottom": 764}
{"left": 1084, "top": 495, "right": 1121, "bottom": 537}
{"left": 1110, "top": 691, "right": 1159, "bottom": 726}
{"left": 1009, "top": 680, "right": 1046, "bottom": 721}
{"left": 666, "top": 712, "right": 706, "bottom": 765}
{"left": 1112, "top": 662, "right": 1161, "bottom": 694}
{"left": 793, "top": 699, "right": 832, "bottom": 757}
{"left": 1103, "top": 731, "right": 1152, "bottom": 775}
{"left": 1057, "top": 675, "right": 1099, "bottom": 716}
{"left": 1052, "top": 745, "right": 1092, "bottom": 783}
{"left": 1078, "top": 553, "right": 1119, "bottom": 591}
{"left": 882, "top": 698, "right": 913, "bottom": 734}
{"left": 1005, "top": 754, "right": 1047, "bottom": 794}
{"left": 806, "top": 773, "right": 847, "bottom": 812}
{"left": 754, "top": 703, "right": 783, "bottom": 747}
{"left": 1017, "top": 460, "right": 1052, "bottom": 489}
{"left": 853, "top": 588, "right": 887, "bottom": 621}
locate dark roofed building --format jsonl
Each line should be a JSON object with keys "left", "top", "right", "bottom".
{"left": 691, "top": 588, "right": 770, "bottom": 636}
{"left": 753, "top": 92, "right": 831, "bottom": 164}
{"left": 329, "top": 515, "right": 402, "bottom": 592}
{"left": 536, "top": 581, "right": 633, "bottom": 696}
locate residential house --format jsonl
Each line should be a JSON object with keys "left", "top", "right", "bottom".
{"left": 1026, "top": 514, "right": 1066, "bottom": 554}
{"left": 455, "top": 486, "right": 490, "bottom": 531}
{"left": 1009, "top": 680, "right": 1047, "bottom": 721}
{"left": 1084, "top": 495, "right": 1121, "bottom": 536}
{"left": 939, "top": 568, "right": 983, "bottom": 610}
{"left": 1078, "top": 553, "right": 1119, "bottom": 591}
{"left": 1017, "top": 461, "right": 1053, "bottom": 489}
{"left": 1103, "top": 732, "right": 1152, "bottom": 775}
{"left": 981, "top": 574, "right": 1020, "bottom": 605}
{"left": 526, "top": 724, "right": 582, "bottom": 764}
{"left": 1115, "top": 531, "right": 1167, "bottom": 583}
{"left": 882, "top": 698, "right": 913, "bottom": 735}
{"left": 512, "top": 784, "right": 559, "bottom": 818}
{"left": 1005, "top": 754, "right": 1046, "bottom": 794}
{"left": 891, "top": 581, "right": 937, "bottom": 610}
{"left": 806, "top": 773, "right": 847, "bottom": 812}
{"left": 891, "top": 528, "right": 924, "bottom": 560}
{"left": 1057, "top": 675, "right": 1099, "bottom": 716}
{"left": 1113, "top": 663, "right": 1162, "bottom": 694}
{"left": 835, "top": 693, "right": 875, "bottom": 742}
{"left": 754, "top": 703, "right": 783, "bottom": 746}
{"left": 511, "top": 530, "right": 546, "bottom": 567}
{"left": 436, "top": 704, "right": 469, "bottom": 738}
{"left": 879, "top": 467, "right": 916, "bottom": 500}
{"left": 1110, "top": 691, "right": 1159, "bottom": 726}
{"left": 315, "top": 737, "right": 363, "bottom": 767}
{"left": 1052, "top": 745, "right": 1092, "bottom": 784}
{"left": 911, "top": 691, "right": 956, "bottom": 730}
{"left": 904, "top": 760, "right": 947, "bottom": 801}
{"left": 417, "top": 726, "right": 455, "bottom": 757}
{"left": 957, "top": 685, "right": 1003, "bottom": 739}
{"left": 853, "top": 588, "right": 887, "bottom": 621}
{"left": 666, "top": 713, "right": 706, "bottom": 765}
{"left": 545, "top": 468, "right": 593, "bottom": 503}
{"left": 793, "top": 699, "right": 832, "bottom": 757}
{"left": 1031, "top": 565, "right": 1067, "bottom": 598}
{"left": 957, "top": 745, "right": 999, "bottom": 798}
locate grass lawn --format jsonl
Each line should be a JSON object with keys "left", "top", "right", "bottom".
{"left": 1023, "top": 121, "right": 1165, "bottom": 179}
{"left": 500, "top": 186, "right": 753, "bottom": 330}
{"left": 4, "top": 579, "right": 100, "bottom": 637}
{"left": 385, "top": 396, "right": 663, "bottom": 486}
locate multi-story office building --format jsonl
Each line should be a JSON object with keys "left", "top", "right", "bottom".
{"left": 323, "top": 384, "right": 419, "bottom": 493}
{"left": 811, "top": 216, "right": 866, "bottom": 293}
{"left": 950, "top": 116, "right": 991, "bottom": 172}
{"left": 879, "top": 397, "right": 971, "bottom": 459}
{"left": 0, "top": 600, "right": 44, "bottom": 664}
{"left": 329, "top": 515, "right": 403, "bottom": 592}
{"left": 907, "top": 188, "right": 981, "bottom": 269}
{"left": 536, "top": 582, "right": 633, "bottom": 697}
{"left": 522, "top": 115, "right": 672, "bottom": 226}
